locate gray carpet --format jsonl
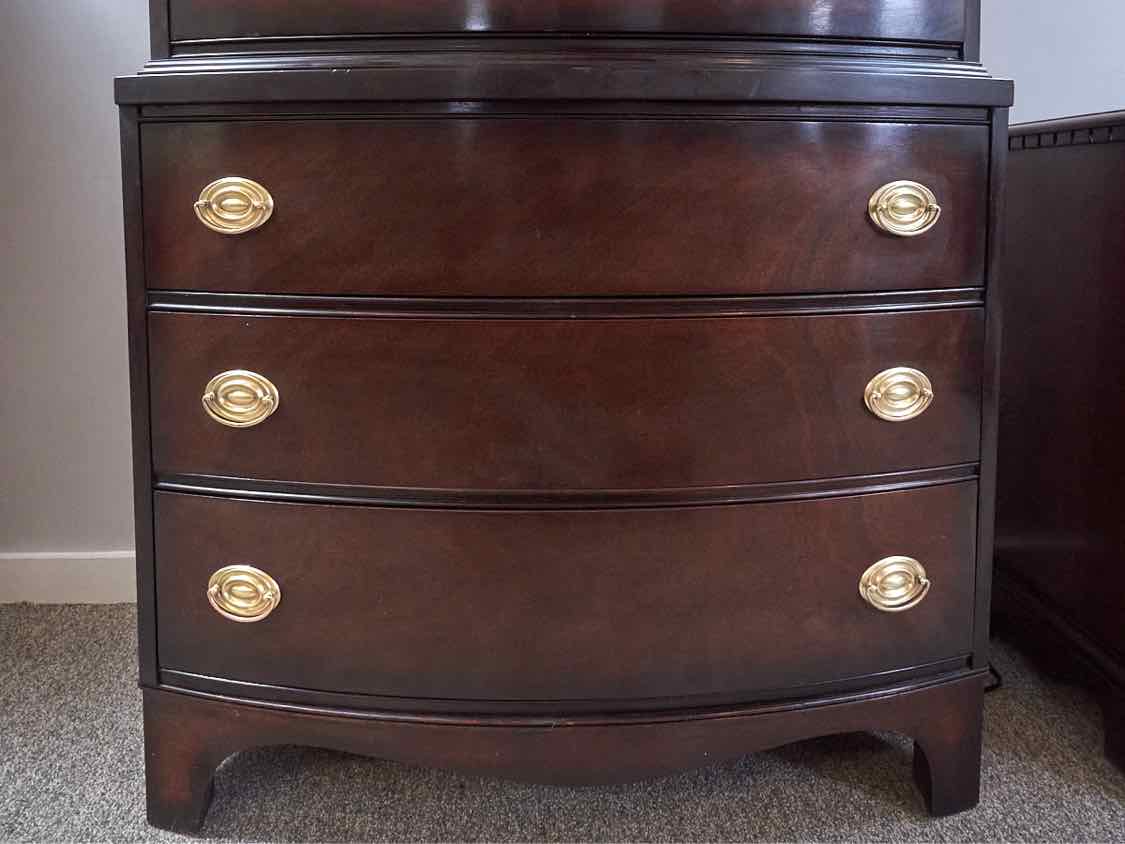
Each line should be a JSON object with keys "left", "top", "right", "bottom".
{"left": 0, "top": 605, "right": 1122, "bottom": 842}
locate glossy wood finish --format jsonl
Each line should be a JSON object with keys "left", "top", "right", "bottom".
{"left": 138, "top": 102, "right": 993, "bottom": 123}
{"left": 155, "top": 464, "right": 979, "bottom": 512}
{"left": 120, "top": 106, "right": 158, "bottom": 687}
{"left": 148, "top": 286, "right": 985, "bottom": 319}
{"left": 143, "top": 673, "right": 985, "bottom": 831}
{"left": 155, "top": 483, "right": 976, "bottom": 701}
{"left": 142, "top": 119, "right": 988, "bottom": 297}
{"left": 118, "top": 54, "right": 1011, "bottom": 108}
{"left": 158, "top": 653, "right": 973, "bottom": 717}
{"left": 165, "top": 0, "right": 968, "bottom": 44}
{"left": 996, "top": 111, "right": 1125, "bottom": 766}
{"left": 148, "top": 308, "right": 983, "bottom": 491}
{"left": 121, "top": 2, "right": 1008, "bottom": 831}
{"left": 970, "top": 108, "right": 1007, "bottom": 671}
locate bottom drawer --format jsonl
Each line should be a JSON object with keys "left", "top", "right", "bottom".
{"left": 154, "top": 483, "right": 977, "bottom": 703}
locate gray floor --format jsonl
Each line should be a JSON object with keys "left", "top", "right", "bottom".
{"left": 1, "top": 604, "right": 1122, "bottom": 842}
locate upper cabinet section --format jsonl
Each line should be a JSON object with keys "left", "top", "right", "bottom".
{"left": 128, "top": 2, "right": 1007, "bottom": 108}
{"left": 159, "top": 0, "right": 976, "bottom": 57}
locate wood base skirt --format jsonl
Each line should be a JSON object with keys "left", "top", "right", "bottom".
{"left": 144, "top": 672, "right": 985, "bottom": 832}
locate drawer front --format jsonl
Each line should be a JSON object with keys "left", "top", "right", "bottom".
{"left": 143, "top": 119, "right": 988, "bottom": 296}
{"left": 155, "top": 483, "right": 978, "bottom": 701}
{"left": 167, "top": 1, "right": 967, "bottom": 44}
{"left": 149, "top": 309, "right": 983, "bottom": 491}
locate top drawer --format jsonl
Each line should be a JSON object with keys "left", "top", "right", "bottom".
{"left": 167, "top": 1, "right": 968, "bottom": 46}
{"left": 143, "top": 118, "right": 988, "bottom": 297}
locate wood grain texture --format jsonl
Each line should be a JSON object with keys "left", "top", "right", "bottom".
{"left": 154, "top": 483, "right": 977, "bottom": 701}
{"left": 166, "top": 0, "right": 967, "bottom": 43}
{"left": 122, "top": 2, "right": 1003, "bottom": 827}
{"left": 142, "top": 673, "right": 985, "bottom": 832}
{"left": 148, "top": 309, "right": 983, "bottom": 491}
{"left": 141, "top": 118, "right": 989, "bottom": 296}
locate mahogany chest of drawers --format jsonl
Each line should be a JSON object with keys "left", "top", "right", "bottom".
{"left": 117, "top": 1, "right": 1011, "bottom": 832}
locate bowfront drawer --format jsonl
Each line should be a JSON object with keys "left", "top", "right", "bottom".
{"left": 148, "top": 308, "right": 983, "bottom": 490}
{"left": 155, "top": 482, "right": 977, "bottom": 702}
{"left": 143, "top": 118, "right": 987, "bottom": 296}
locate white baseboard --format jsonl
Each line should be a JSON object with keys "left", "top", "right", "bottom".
{"left": 0, "top": 551, "right": 137, "bottom": 603}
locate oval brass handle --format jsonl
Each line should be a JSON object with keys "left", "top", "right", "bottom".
{"left": 864, "top": 367, "right": 933, "bottom": 422}
{"left": 202, "top": 369, "right": 279, "bottom": 428}
{"left": 194, "top": 176, "right": 274, "bottom": 235}
{"left": 207, "top": 565, "right": 281, "bottom": 623}
{"left": 860, "top": 556, "right": 930, "bottom": 613}
{"left": 868, "top": 180, "right": 941, "bottom": 237}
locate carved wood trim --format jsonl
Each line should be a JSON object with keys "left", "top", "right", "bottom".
{"left": 1011, "top": 125, "right": 1125, "bottom": 151}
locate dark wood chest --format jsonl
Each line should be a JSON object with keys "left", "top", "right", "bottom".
{"left": 117, "top": 1, "right": 1011, "bottom": 832}
{"left": 996, "top": 111, "right": 1125, "bottom": 769}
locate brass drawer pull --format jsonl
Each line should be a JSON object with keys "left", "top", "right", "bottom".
{"left": 207, "top": 565, "right": 281, "bottom": 623}
{"left": 194, "top": 176, "right": 274, "bottom": 235}
{"left": 202, "top": 369, "right": 279, "bottom": 428}
{"left": 864, "top": 366, "right": 933, "bottom": 422}
{"left": 860, "top": 556, "right": 930, "bottom": 613}
{"left": 868, "top": 180, "right": 941, "bottom": 237}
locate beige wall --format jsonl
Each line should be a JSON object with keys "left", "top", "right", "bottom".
{"left": 1, "top": 1, "right": 149, "bottom": 600}
{"left": 982, "top": 0, "right": 1125, "bottom": 125}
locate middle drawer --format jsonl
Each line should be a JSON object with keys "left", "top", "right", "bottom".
{"left": 149, "top": 308, "right": 982, "bottom": 490}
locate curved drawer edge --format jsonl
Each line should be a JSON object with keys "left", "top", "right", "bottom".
{"left": 158, "top": 655, "right": 971, "bottom": 717}
{"left": 146, "top": 288, "right": 986, "bottom": 319}
{"left": 154, "top": 464, "right": 979, "bottom": 510}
